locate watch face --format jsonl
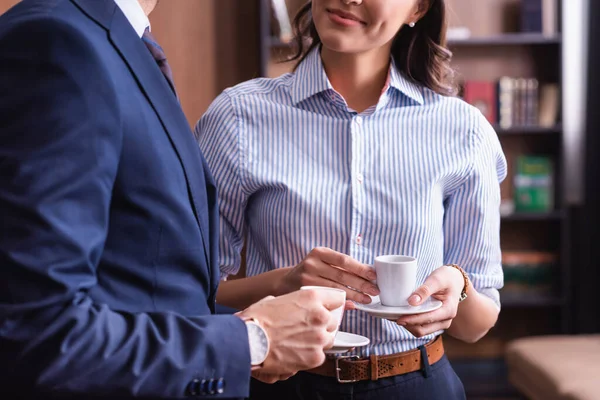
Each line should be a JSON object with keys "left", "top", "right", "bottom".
{"left": 247, "top": 321, "right": 269, "bottom": 366}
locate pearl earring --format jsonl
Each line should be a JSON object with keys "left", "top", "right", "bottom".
{"left": 409, "top": 22, "right": 416, "bottom": 27}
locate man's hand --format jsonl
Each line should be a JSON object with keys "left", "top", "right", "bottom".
{"left": 237, "top": 288, "right": 345, "bottom": 382}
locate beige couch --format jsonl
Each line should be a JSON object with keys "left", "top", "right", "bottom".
{"left": 505, "top": 335, "right": 600, "bottom": 400}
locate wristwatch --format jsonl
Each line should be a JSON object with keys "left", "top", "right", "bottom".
{"left": 245, "top": 318, "right": 270, "bottom": 368}
{"left": 446, "top": 264, "right": 470, "bottom": 302}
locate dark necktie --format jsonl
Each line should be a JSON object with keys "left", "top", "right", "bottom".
{"left": 142, "top": 27, "right": 178, "bottom": 98}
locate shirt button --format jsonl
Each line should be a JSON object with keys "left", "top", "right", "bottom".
{"left": 357, "top": 173, "right": 364, "bottom": 183}
{"left": 356, "top": 234, "right": 362, "bottom": 245}
{"left": 355, "top": 116, "right": 363, "bottom": 125}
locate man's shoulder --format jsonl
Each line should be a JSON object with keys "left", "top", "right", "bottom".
{"left": 0, "top": 0, "right": 71, "bottom": 26}
{"left": 0, "top": 0, "right": 104, "bottom": 42}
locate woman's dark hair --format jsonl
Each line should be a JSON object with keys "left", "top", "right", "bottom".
{"left": 288, "top": 0, "right": 457, "bottom": 96}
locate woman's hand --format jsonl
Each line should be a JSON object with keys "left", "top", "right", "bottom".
{"left": 395, "top": 266, "right": 465, "bottom": 338}
{"left": 274, "top": 247, "right": 379, "bottom": 304}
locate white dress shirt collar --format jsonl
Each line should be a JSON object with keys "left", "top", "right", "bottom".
{"left": 114, "top": 0, "right": 151, "bottom": 38}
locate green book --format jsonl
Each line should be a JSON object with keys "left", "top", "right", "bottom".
{"left": 513, "top": 156, "right": 553, "bottom": 212}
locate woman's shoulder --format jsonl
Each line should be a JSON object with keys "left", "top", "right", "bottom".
{"left": 423, "top": 89, "right": 497, "bottom": 139}
{"left": 222, "top": 73, "right": 296, "bottom": 100}
{"left": 424, "top": 89, "right": 481, "bottom": 118}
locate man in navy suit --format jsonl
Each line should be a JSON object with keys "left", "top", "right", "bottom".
{"left": 0, "top": 0, "right": 344, "bottom": 398}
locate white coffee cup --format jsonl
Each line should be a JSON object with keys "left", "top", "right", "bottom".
{"left": 300, "top": 286, "right": 346, "bottom": 337}
{"left": 374, "top": 255, "right": 418, "bottom": 307}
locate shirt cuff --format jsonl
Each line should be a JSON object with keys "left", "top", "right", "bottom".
{"left": 477, "top": 287, "right": 501, "bottom": 310}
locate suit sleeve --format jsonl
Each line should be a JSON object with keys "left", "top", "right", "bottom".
{"left": 0, "top": 19, "right": 250, "bottom": 399}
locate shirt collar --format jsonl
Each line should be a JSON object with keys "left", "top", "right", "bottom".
{"left": 290, "top": 47, "right": 424, "bottom": 106}
{"left": 290, "top": 47, "right": 333, "bottom": 105}
{"left": 114, "top": 0, "right": 150, "bottom": 38}
{"left": 387, "top": 58, "right": 424, "bottom": 105}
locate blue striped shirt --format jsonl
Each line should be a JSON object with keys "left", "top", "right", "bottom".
{"left": 196, "top": 48, "right": 507, "bottom": 356}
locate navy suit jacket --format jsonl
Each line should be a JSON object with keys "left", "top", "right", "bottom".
{"left": 0, "top": 0, "right": 250, "bottom": 398}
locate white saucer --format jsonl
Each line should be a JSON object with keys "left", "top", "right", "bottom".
{"left": 325, "top": 331, "right": 370, "bottom": 354}
{"left": 354, "top": 298, "right": 443, "bottom": 319}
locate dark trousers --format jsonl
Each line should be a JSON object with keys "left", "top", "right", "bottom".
{"left": 249, "top": 355, "right": 465, "bottom": 400}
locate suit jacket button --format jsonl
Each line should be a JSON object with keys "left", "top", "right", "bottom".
{"left": 187, "top": 379, "right": 200, "bottom": 396}
{"left": 216, "top": 378, "right": 225, "bottom": 394}
{"left": 209, "top": 378, "right": 218, "bottom": 394}
{"left": 201, "top": 379, "right": 210, "bottom": 395}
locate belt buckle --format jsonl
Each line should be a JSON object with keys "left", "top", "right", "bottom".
{"left": 335, "top": 355, "right": 360, "bottom": 383}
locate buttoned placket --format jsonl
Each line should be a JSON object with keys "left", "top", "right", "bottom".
{"left": 349, "top": 114, "right": 365, "bottom": 258}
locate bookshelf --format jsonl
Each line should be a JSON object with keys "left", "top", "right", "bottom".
{"left": 269, "top": 32, "right": 561, "bottom": 49}
{"left": 448, "top": 32, "right": 561, "bottom": 46}
{"left": 501, "top": 210, "right": 565, "bottom": 221}
{"left": 494, "top": 124, "right": 562, "bottom": 135}
{"left": 258, "top": 0, "right": 568, "bottom": 397}
{"left": 501, "top": 292, "right": 565, "bottom": 307}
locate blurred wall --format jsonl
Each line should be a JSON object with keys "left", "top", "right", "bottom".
{"left": 0, "top": 0, "right": 17, "bottom": 11}
{"left": 150, "top": 0, "right": 261, "bottom": 126}
{"left": 0, "top": 0, "right": 261, "bottom": 127}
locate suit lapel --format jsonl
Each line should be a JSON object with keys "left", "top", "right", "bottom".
{"left": 71, "top": 0, "right": 212, "bottom": 269}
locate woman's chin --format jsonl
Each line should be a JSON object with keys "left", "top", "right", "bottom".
{"left": 319, "top": 37, "right": 366, "bottom": 55}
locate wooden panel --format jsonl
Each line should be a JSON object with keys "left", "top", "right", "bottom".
{"left": 452, "top": 48, "right": 535, "bottom": 83}
{"left": 150, "top": 0, "right": 216, "bottom": 127}
{"left": 501, "top": 221, "right": 561, "bottom": 251}
{"left": 446, "top": 0, "right": 521, "bottom": 35}
{"left": 0, "top": 0, "right": 19, "bottom": 14}
{"left": 150, "top": 0, "right": 261, "bottom": 126}
{"left": 214, "top": 0, "right": 261, "bottom": 90}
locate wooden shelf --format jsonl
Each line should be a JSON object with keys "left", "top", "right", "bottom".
{"left": 270, "top": 33, "right": 562, "bottom": 49}
{"left": 494, "top": 124, "right": 562, "bottom": 135}
{"left": 448, "top": 33, "right": 561, "bottom": 47}
{"left": 501, "top": 211, "right": 565, "bottom": 221}
{"left": 501, "top": 293, "right": 565, "bottom": 307}
{"left": 259, "top": 3, "right": 572, "bottom": 396}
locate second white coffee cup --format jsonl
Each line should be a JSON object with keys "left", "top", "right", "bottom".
{"left": 374, "top": 255, "right": 418, "bottom": 307}
{"left": 300, "top": 286, "right": 346, "bottom": 337}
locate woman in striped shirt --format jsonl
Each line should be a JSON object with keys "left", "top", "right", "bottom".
{"left": 196, "top": 0, "right": 506, "bottom": 398}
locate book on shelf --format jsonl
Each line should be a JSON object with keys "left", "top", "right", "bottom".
{"left": 270, "top": 0, "right": 293, "bottom": 43}
{"left": 463, "top": 81, "right": 497, "bottom": 124}
{"left": 497, "top": 77, "right": 513, "bottom": 129}
{"left": 538, "top": 83, "right": 560, "bottom": 128}
{"left": 542, "top": 0, "right": 558, "bottom": 36}
{"left": 498, "top": 77, "right": 542, "bottom": 129}
{"left": 513, "top": 155, "right": 554, "bottom": 213}
{"left": 501, "top": 251, "right": 557, "bottom": 296}
{"left": 461, "top": 78, "right": 557, "bottom": 129}
{"left": 520, "top": 0, "right": 558, "bottom": 36}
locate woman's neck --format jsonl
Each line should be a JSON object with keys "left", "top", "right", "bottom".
{"left": 320, "top": 46, "right": 391, "bottom": 113}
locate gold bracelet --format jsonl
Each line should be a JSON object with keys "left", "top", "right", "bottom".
{"left": 446, "top": 264, "right": 470, "bottom": 302}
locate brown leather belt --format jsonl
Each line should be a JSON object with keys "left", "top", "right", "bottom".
{"left": 307, "top": 335, "right": 444, "bottom": 383}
